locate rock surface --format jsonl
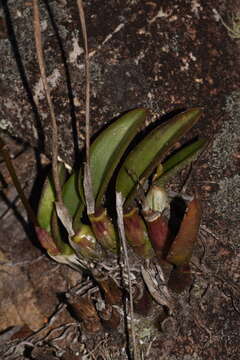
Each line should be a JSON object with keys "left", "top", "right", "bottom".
{"left": 0, "top": 0, "right": 240, "bottom": 359}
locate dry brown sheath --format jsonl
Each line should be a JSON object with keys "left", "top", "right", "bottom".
{"left": 95, "top": 276, "right": 122, "bottom": 306}
{"left": 99, "top": 304, "right": 121, "bottom": 330}
{"left": 67, "top": 294, "right": 102, "bottom": 333}
{"left": 166, "top": 196, "right": 202, "bottom": 266}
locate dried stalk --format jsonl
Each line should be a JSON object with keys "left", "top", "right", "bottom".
{"left": 76, "top": 0, "right": 95, "bottom": 214}
{"left": 32, "top": 0, "right": 62, "bottom": 204}
{"left": 116, "top": 192, "right": 139, "bottom": 360}
{"left": 0, "top": 138, "right": 38, "bottom": 226}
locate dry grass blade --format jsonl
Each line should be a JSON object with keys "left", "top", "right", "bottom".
{"left": 32, "top": 0, "right": 62, "bottom": 204}
{"left": 116, "top": 192, "right": 139, "bottom": 360}
{"left": 141, "top": 265, "right": 175, "bottom": 315}
{"left": 76, "top": 0, "right": 95, "bottom": 214}
{"left": 55, "top": 202, "right": 74, "bottom": 237}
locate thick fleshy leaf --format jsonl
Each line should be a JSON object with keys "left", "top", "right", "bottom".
{"left": 37, "top": 165, "right": 79, "bottom": 257}
{"left": 35, "top": 225, "right": 83, "bottom": 270}
{"left": 62, "top": 172, "right": 82, "bottom": 218}
{"left": 155, "top": 138, "right": 207, "bottom": 186}
{"left": 71, "top": 223, "right": 104, "bottom": 260}
{"left": 35, "top": 226, "right": 61, "bottom": 256}
{"left": 166, "top": 196, "right": 201, "bottom": 266}
{"left": 116, "top": 108, "right": 202, "bottom": 207}
{"left": 89, "top": 109, "right": 148, "bottom": 207}
{"left": 37, "top": 164, "right": 66, "bottom": 232}
{"left": 123, "top": 208, "right": 154, "bottom": 258}
{"left": 143, "top": 215, "right": 169, "bottom": 257}
{"left": 89, "top": 208, "right": 118, "bottom": 252}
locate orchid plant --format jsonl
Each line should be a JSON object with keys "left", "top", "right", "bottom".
{"left": 0, "top": 0, "right": 207, "bottom": 338}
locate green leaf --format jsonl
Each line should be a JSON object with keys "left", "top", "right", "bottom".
{"left": 73, "top": 205, "right": 85, "bottom": 235}
{"left": 89, "top": 109, "right": 148, "bottom": 208}
{"left": 62, "top": 172, "right": 82, "bottom": 218}
{"left": 156, "top": 138, "right": 207, "bottom": 186}
{"left": 37, "top": 164, "right": 66, "bottom": 232}
{"left": 116, "top": 108, "right": 203, "bottom": 207}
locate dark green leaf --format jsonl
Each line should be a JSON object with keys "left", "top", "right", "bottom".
{"left": 37, "top": 164, "right": 66, "bottom": 232}
{"left": 156, "top": 138, "right": 207, "bottom": 185}
{"left": 116, "top": 108, "right": 203, "bottom": 207}
{"left": 89, "top": 109, "right": 148, "bottom": 207}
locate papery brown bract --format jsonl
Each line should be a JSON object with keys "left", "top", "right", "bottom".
{"left": 99, "top": 304, "right": 121, "bottom": 330}
{"left": 67, "top": 294, "right": 102, "bottom": 333}
{"left": 94, "top": 274, "right": 122, "bottom": 306}
{"left": 166, "top": 196, "right": 201, "bottom": 292}
{"left": 166, "top": 196, "right": 202, "bottom": 266}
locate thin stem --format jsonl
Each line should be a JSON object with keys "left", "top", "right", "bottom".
{"left": 116, "top": 192, "right": 139, "bottom": 360}
{"left": 76, "top": 0, "right": 95, "bottom": 214}
{"left": 181, "top": 138, "right": 212, "bottom": 194}
{"left": 32, "top": 0, "right": 62, "bottom": 204}
{"left": 0, "top": 138, "right": 38, "bottom": 226}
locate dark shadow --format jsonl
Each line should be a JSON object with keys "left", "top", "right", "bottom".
{"left": 162, "top": 196, "right": 186, "bottom": 258}
{"left": 128, "top": 107, "right": 186, "bottom": 153}
{"left": 0, "top": 190, "right": 42, "bottom": 250}
{"left": 163, "top": 135, "right": 200, "bottom": 161}
{"left": 28, "top": 162, "right": 51, "bottom": 215}
{"left": 1, "top": 0, "right": 84, "bottom": 252}
{"left": 0, "top": 171, "right": 8, "bottom": 189}
{"left": 42, "top": 0, "right": 80, "bottom": 165}
{"left": 2, "top": 0, "right": 45, "bottom": 165}
{"left": 168, "top": 196, "right": 186, "bottom": 238}
{"left": 2, "top": 0, "right": 82, "bottom": 179}
{"left": 23, "top": 345, "right": 35, "bottom": 360}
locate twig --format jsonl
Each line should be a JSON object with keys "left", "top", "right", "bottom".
{"left": 0, "top": 138, "right": 38, "bottom": 226}
{"left": 32, "top": 0, "right": 62, "bottom": 204}
{"left": 76, "top": 0, "right": 95, "bottom": 214}
{"left": 116, "top": 192, "right": 139, "bottom": 360}
{"left": 218, "top": 11, "right": 240, "bottom": 39}
{"left": 141, "top": 264, "right": 175, "bottom": 314}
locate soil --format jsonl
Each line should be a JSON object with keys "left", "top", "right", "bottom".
{"left": 0, "top": 0, "right": 240, "bottom": 359}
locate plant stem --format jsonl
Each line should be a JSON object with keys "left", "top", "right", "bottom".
{"left": 76, "top": 0, "right": 95, "bottom": 214}
{"left": 32, "top": 0, "right": 62, "bottom": 205}
{"left": 116, "top": 192, "right": 139, "bottom": 360}
{"left": 0, "top": 138, "right": 38, "bottom": 226}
